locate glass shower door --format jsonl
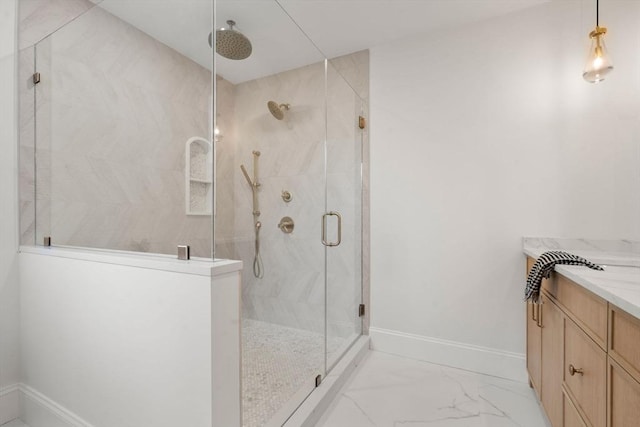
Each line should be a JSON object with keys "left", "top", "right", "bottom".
{"left": 213, "top": 2, "right": 366, "bottom": 424}
{"left": 213, "top": 2, "right": 329, "bottom": 425}
{"left": 324, "top": 60, "right": 364, "bottom": 371}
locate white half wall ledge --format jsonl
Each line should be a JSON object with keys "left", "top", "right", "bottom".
{"left": 0, "top": 384, "right": 20, "bottom": 425}
{"left": 369, "top": 327, "right": 527, "bottom": 383}
{"left": 19, "top": 245, "right": 242, "bottom": 277}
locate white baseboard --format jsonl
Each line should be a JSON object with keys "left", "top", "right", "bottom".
{"left": 369, "top": 327, "right": 527, "bottom": 382}
{"left": 0, "top": 384, "right": 19, "bottom": 425}
{"left": 19, "top": 384, "right": 94, "bottom": 427}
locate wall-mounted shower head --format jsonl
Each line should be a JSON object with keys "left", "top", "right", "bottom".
{"left": 209, "top": 20, "right": 252, "bottom": 60}
{"left": 267, "top": 101, "right": 290, "bottom": 120}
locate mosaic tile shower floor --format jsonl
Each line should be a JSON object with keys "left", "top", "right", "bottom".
{"left": 242, "top": 319, "right": 349, "bottom": 427}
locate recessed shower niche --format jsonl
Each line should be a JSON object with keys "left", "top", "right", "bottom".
{"left": 186, "top": 136, "right": 213, "bottom": 216}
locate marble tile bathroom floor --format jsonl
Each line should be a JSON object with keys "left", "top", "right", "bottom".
{"left": 0, "top": 351, "right": 547, "bottom": 427}
{"left": 315, "top": 351, "right": 551, "bottom": 427}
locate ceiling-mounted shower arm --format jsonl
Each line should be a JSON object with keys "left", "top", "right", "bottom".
{"left": 211, "top": 19, "right": 252, "bottom": 60}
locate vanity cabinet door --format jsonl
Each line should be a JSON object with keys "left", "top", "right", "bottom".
{"left": 541, "top": 294, "right": 564, "bottom": 427}
{"left": 564, "top": 390, "right": 587, "bottom": 427}
{"left": 526, "top": 257, "right": 542, "bottom": 396}
{"left": 609, "top": 305, "right": 640, "bottom": 379}
{"left": 608, "top": 358, "right": 640, "bottom": 427}
{"left": 527, "top": 300, "right": 542, "bottom": 396}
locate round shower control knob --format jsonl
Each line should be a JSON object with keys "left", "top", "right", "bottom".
{"left": 278, "top": 217, "right": 294, "bottom": 234}
{"left": 281, "top": 190, "right": 292, "bottom": 203}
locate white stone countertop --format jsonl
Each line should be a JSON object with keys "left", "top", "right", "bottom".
{"left": 523, "top": 237, "right": 640, "bottom": 319}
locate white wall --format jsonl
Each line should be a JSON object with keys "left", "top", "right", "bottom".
{"left": 0, "top": 0, "right": 20, "bottom": 422}
{"left": 18, "top": 250, "right": 236, "bottom": 427}
{"left": 370, "top": 0, "right": 640, "bottom": 380}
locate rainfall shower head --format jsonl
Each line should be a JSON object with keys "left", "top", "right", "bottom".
{"left": 209, "top": 20, "right": 252, "bottom": 60}
{"left": 267, "top": 101, "right": 290, "bottom": 120}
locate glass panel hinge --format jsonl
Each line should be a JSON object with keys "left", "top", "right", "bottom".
{"left": 33, "top": 72, "right": 41, "bottom": 85}
{"left": 359, "top": 304, "right": 365, "bottom": 317}
{"left": 358, "top": 115, "right": 366, "bottom": 129}
{"left": 177, "top": 245, "right": 190, "bottom": 260}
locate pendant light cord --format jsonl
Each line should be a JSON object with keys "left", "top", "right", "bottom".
{"left": 596, "top": 0, "right": 599, "bottom": 26}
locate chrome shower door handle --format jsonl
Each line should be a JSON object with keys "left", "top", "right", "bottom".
{"left": 321, "top": 211, "right": 342, "bottom": 247}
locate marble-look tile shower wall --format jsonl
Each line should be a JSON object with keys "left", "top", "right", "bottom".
{"left": 215, "top": 51, "right": 369, "bottom": 336}
{"left": 19, "top": 1, "right": 213, "bottom": 256}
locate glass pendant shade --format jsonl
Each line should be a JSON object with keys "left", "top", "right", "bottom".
{"left": 583, "top": 27, "right": 613, "bottom": 83}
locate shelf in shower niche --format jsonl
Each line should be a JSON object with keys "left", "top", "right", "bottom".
{"left": 185, "top": 136, "right": 213, "bottom": 216}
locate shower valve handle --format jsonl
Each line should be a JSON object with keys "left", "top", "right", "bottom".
{"left": 278, "top": 217, "right": 294, "bottom": 234}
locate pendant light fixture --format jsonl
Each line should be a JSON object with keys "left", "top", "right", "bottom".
{"left": 583, "top": 0, "right": 613, "bottom": 83}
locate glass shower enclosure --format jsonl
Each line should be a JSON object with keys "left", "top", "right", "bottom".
{"left": 19, "top": 0, "right": 366, "bottom": 424}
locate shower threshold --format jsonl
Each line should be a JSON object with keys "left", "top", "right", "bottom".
{"left": 283, "top": 335, "right": 370, "bottom": 427}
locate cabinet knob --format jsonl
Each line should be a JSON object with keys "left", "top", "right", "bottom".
{"left": 568, "top": 364, "right": 584, "bottom": 376}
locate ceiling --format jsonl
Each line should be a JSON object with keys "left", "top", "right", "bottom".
{"left": 99, "top": 0, "right": 549, "bottom": 84}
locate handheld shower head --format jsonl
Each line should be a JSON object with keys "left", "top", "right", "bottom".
{"left": 211, "top": 20, "right": 252, "bottom": 60}
{"left": 267, "top": 101, "right": 290, "bottom": 120}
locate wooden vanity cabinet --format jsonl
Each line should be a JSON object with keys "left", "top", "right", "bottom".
{"left": 525, "top": 257, "right": 640, "bottom": 427}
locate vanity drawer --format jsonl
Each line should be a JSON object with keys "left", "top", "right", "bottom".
{"left": 564, "top": 318, "right": 606, "bottom": 427}
{"left": 609, "top": 305, "right": 640, "bottom": 380}
{"left": 554, "top": 274, "right": 607, "bottom": 349}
